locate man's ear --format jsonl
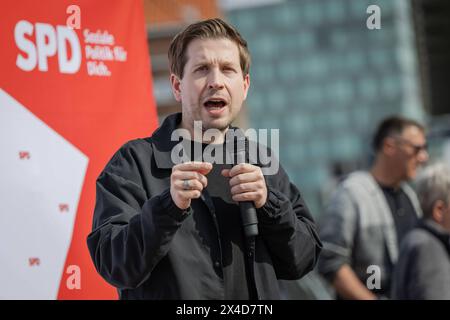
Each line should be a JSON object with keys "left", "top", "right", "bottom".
{"left": 243, "top": 74, "right": 250, "bottom": 100}
{"left": 170, "top": 74, "right": 182, "bottom": 102}
{"left": 382, "top": 137, "right": 396, "bottom": 156}
{"left": 432, "top": 200, "right": 445, "bottom": 223}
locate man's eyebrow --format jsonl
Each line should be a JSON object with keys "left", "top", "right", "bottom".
{"left": 192, "top": 60, "right": 237, "bottom": 68}
{"left": 192, "top": 61, "right": 210, "bottom": 68}
{"left": 221, "top": 61, "right": 238, "bottom": 67}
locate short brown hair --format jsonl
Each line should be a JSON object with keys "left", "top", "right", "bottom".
{"left": 168, "top": 18, "right": 251, "bottom": 78}
{"left": 372, "top": 115, "right": 425, "bottom": 151}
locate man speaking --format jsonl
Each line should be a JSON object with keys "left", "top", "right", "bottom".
{"left": 87, "top": 18, "right": 321, "bottom": 300}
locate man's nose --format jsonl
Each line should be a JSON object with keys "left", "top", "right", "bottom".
{"left": 207, "top": 69, "right": 224, "bottom": 90}
{"left": 418, "top": 148, "right": 429, "bottom": 164}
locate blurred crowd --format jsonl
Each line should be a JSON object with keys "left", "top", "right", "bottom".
{"left": 283, "top": 115, "right": 450, "bottom": 300}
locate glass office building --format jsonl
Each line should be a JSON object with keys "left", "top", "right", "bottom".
{"left": 226, "top": 0, "right": 425, "bottom": 215}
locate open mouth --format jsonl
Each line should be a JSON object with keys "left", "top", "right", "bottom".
{"left": 203, "top": 98, "right": 227, "bottom": 110}
{"left": 203, "top": 98, "right": 228, "bottom": 116}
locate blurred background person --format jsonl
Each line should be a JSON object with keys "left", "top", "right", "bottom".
{"left": 318, "top": 116, "right": 428, "bottom": 299}
{"left": 392, "top": 162, "right": 450, "bottom": 299}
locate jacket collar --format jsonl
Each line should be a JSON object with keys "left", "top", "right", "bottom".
{"left": 151, "top": 113, "right": 182, "bottom": 169}
{"left": 363, "top": 172, "right": 400, "bottom": 263}
{"left": 151, "top": 112, "right": 260, "bottom": 169}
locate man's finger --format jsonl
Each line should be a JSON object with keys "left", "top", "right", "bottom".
{"left": 228, "top": 163, "right": 256, "bottom": 177}
{"left": 176, "top": 179, "right": 204, "bottom": 191}
{"left": 221, "top": 169, "right": 230, "bottom": 177}
{"left": 174, "top": 161, "right": 213, "bottom": 174}
{"left": 232, "top": 192, "right": 259, "bottom": 203}
{"left": 230, "top": 182, "right": 258, "bottom": 195}
{"left": 172, "top": 171, "right": 208, "bottom": 188}
{"left": 229, "top": 172, "right": 258, "bottom": 187}
{"left": 179, "top": 189, "right": 202, "bottom": 200}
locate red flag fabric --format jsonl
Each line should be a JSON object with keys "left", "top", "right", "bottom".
{"left": 0, "top": 0, "right": 158, "bottom": 299}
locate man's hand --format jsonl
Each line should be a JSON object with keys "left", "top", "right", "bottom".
{"left": 171, "top": 161, "right": 212, "bottom": 210}
{"left": 222, "top": 163, "right": 267, "bottom": 209}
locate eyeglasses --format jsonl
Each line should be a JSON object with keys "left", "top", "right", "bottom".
{"left": 392, "top": 136, "right": 428, "bottom": 155}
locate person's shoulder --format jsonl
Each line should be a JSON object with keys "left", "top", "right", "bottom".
{"left": 104, "top": 137, "right": 154, "bottom": 171}
{"left": 338, "top": 171, "right": 373, "bottom": 193}
{"left": 402, "top": 228, "right": 430, "bottom": 247}
{"left": 401, "top": 228, "right": 445, "bottom": 256}
{"left": 343, "top": 170, "right": 371, "bottom": 184}
{"left": 118, "top": 137, "right": 153, "bottom": 153}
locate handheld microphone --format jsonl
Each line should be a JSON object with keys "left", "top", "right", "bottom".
{"left": 227, "top": 133, "right": 259, "bottom": 238}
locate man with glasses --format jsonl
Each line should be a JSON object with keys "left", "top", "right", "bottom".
{"left": 318, "top": 116, "right": 428, "bottom": 299}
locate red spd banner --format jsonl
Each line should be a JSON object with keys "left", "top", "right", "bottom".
{"left": 0, "top": 0, "right": 158, "bottom": 299}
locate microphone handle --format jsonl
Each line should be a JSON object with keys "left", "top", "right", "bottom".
{"left": 239, "top": 201, "right": 259, "bottom": 237}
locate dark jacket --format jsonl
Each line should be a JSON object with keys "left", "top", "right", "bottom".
{"left": 87, "top": 113, "right": 322, "bottom": 299}
{"left": 391, "top": 219, "right": 450, "bottom": 300}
